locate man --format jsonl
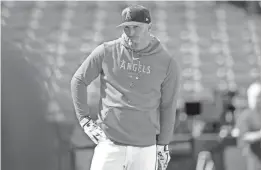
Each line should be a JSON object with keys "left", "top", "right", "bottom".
{"left": 235, "top": 82, "right": 261, "bottom": 170}
{"left": 71, "top": 5, "right": 181, "bottom": 170}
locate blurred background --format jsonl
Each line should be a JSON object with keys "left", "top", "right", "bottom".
{"left": 1, "top": 1, "right": 261, "bottom": 170}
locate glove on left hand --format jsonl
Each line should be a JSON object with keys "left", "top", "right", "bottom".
{"left": 156, "top": 145, "right": 171, "bottom": 170}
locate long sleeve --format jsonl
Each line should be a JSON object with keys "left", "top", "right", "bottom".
{"left": 71, "top": 44, "right": 104, "bottom": 126}
{"left": 157, "top": 57, "right": 181, "bottom": 145}
{"left": 235, "top": 110, "right": 255, "bottom": 150}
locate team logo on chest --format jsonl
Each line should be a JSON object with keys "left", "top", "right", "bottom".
{"left": 119, "top": 60, "right": 151, "bottom": 74}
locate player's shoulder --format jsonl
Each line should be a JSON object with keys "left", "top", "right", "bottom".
{"left": 164, "top": 47, "right": 177, "bottom": 61}
{"left": 159, "top": 43, "right": 179, "bottom": 67}
{"left": 103, "top": 38, "right": 122, "bottom": 48}
{"left": 92, "top": 38, "right": 120, "bottom": 52}
{"left": 156, "top": 39, "right": 177, "bottom": 62}
{"left": 87, "top": 39, "right": 120, "bottom": 61}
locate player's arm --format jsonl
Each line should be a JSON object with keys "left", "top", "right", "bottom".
{"left": 235, "top": 111, "right": 250, "bottom": 148}
{"left": 71, "top": 44, "right": 104, "bottom": 127}
{"left": 158, "top": 57, "right": 181, "bottom": 145}
{"left": 156, "top": 57, "right": 181, "bottom": 170}
{"left": 234, "top": 111, "right": 261, "bottom": 147}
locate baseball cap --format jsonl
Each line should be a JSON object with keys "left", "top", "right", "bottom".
{"left": 117, "top": 5, "right": 151, "bottom": 27}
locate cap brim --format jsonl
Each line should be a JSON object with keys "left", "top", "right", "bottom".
{"left": 116, "top": 21, "right": 147, "bottom": 28}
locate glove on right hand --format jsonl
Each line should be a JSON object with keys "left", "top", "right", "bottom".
{"left": 80, "top": 116, "right": 108, "bottom": 144}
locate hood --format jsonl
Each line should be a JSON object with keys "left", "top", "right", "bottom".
{"left": 120, "top": 33, "right": 163, "bottom": 56}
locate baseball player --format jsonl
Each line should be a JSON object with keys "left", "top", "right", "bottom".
{"left": 235, "top": 82, "right": 261, "bottom": 170}
{"left": 71, "top": 4, "right": 181, "bottom": 170}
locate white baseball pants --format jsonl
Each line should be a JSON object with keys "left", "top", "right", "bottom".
{"left": 90, "top": 140, "right": 157, "bottom": 170}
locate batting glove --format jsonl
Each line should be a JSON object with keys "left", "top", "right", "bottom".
{"left": 80, "top": 116, "right": 108, "bottom": 145}
{"left": 156, "top": 145, "right": 171, "bottom": 170}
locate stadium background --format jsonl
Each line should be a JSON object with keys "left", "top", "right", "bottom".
{"left": 1, "top": 1, "right": 261, "bottom": 170}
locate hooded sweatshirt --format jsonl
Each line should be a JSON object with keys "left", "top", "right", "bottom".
{"left": 71, "top": 34, "right": 181, "bottom": 146}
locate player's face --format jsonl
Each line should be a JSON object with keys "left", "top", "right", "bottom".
{"left": 123, "top": 23, "right": 150, "bottom": 49}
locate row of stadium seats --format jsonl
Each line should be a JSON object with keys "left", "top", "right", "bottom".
{"left": 2, "top": 1, "right": 261, "bottom": 120}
